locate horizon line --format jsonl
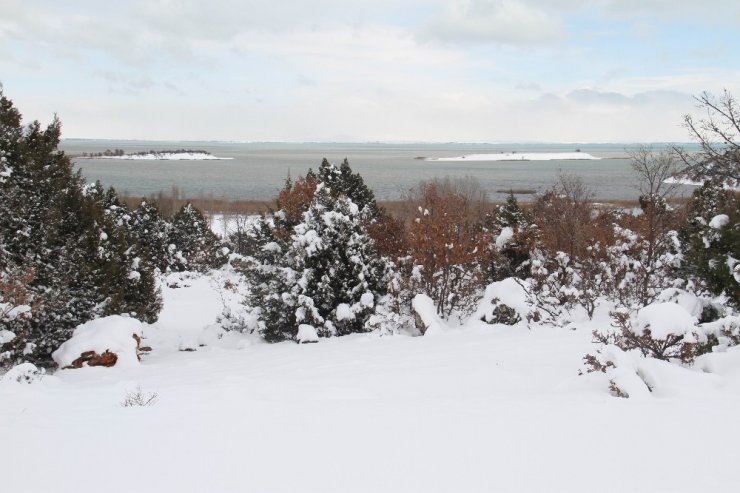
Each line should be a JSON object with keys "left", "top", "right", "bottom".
{"left": 60, "top": 138, "right": 697, "bottom": 146}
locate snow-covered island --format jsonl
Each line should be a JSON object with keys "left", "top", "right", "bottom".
{"left": 664, "top": 175, "right": 740, "bottom": 191}
{"left": 87, "top": 149, "right": 233, "bottom": 160}
{"left": 426, "top": 151, "right": 601, "bottom": 161}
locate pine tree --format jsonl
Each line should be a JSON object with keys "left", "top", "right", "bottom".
{"left": 485, "top": 191, "right": 538, "bottom": 281}
{"left": 253, "top": 186, "right": 390, "bottom": 340}
{"left": 681, "top": 180, "right": 740, "bottom": 306}
{"left": 130, "top": 199, "right": 171, "bottom": 272}
{"left": 318, "top": 158, "right": 380, "bottom": 218}
{"left": 86, "top": 186, "right": 162, "bottom": 323}
{"left": 0, "top": 90, "right": 161, "bottom": 367}
{"left": 168, "top": 203, "right": 227, "bottom": 272}
{"left": 243, "top": 163, "right": 391, "bottom": 341}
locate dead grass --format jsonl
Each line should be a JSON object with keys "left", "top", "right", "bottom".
{"left": 119, "top": 189, "right": 690, "bottom": 219}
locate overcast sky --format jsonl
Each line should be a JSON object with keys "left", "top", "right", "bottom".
{"left": 1, "top": 0, "right": 739, "bottom": 142}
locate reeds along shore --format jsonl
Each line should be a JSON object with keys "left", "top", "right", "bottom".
{"left": 118, "top": 186, "right": 691, "bottom": 223}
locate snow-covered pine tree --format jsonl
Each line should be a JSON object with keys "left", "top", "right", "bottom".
{"left": 167, "top": 203, "right": 227, "bottom": 272}
{"left": 85, "top": 185, "right": 162, "bottom": 323}
{"left": 681, "top": 180, "right": 739, "bottom": 306}
{"left": 246, "top": 178, "right": 391, "bottom": 341}
{"left": 130, "top": 199, "right": 172, "bottom": 272}
{"left": 0, "top": 90, "right": 161, "bottom": 366}
{"left": 317, "top": 158, "right": 380, "bottom": 219}
{"left": 486, "top": 191, "right": 538, "bottom": 281}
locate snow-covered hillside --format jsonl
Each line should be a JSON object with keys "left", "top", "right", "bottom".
{"left": 2, "top": 269, "right": 739, "bottom": 493}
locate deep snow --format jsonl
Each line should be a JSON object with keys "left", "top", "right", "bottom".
{"left": 2, "top": 270, "right": 740, "bottom": 493}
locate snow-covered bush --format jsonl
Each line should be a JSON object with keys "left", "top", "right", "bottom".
{"left": 523, "top": 251, "right": 579, "bottom": 324}
{"left": 591, "top": 304, "right": 699, "bottom": 363}
{"left": 584, "top": 286, "right": 739, "bottom": 397}
{"left": 483, "top": 192, "right": 539, "bottom": 281}
{"left": 411, "top": 294, "right": 446, "bottom": 335}
{"left": 1, "top": 362, "right": 45, "bottom": 384}
{"left": 585, "top": 297, "right": 729, "bottom": 396}
{"left": 296, "top": 324, "right": 319, "bottom": 343}
{"left": 474, "top": 278, "right": 531, "bottom": 325}
{"left": 361, "top": 266, "right": 418, "bottom": 336}
{"left": 601, "top": 223, "right": 683, "bottom": 309}
{"left": 52, "top": 315, "right": 144, "bottom": 369}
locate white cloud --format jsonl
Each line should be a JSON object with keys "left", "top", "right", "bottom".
{"left": 1, "top": 0, "right": 737, "bottom": 142}
{"left": 420, "top": 0, "right": 565, "bottom": 45}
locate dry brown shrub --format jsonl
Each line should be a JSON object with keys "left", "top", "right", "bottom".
{"left": 406, "top": 179, "right": 488, "bottom": 317}
{"left": 367, "top": 209, "right": 408, "bottom": 259}
{"left": 276, "top": 176, "right": 317, "bottom": 226}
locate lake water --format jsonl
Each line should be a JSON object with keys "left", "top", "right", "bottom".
{"left": 61, "top": 140, "right": 699, "bottom": 202}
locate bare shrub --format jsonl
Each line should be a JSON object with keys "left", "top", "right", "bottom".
{"left": 532, "top": 173, "right": 596, "bottom": 260}
{"left": 121, "top": 387, "right": 159, "bottom": 407}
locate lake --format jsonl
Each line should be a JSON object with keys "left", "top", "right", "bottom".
{"left": 61, "top": 140, "right": 699, "bottom": 202}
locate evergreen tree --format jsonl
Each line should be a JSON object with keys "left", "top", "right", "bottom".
{"left": 167, "top": 203, "right": 227, "bottom": 272}
{"left": 0, "top": 90, "right": 161, "bottom": 366}
{"left": 250, "top": 184, "right": 391, "bottom": 341}
{"left": 239, "top": 160, "right": 391, "bottom": 341}
{"left": 485, "top": 191, "right": 538, "bottom": 281}
{"left": 318, "top": 158, "right": 380, "bottom": 218}
{"left": 130, "top": 199, "right": 171, "bottom": 272}
{"left": 87, "top": 185, "right": 162, "bottom": 322}
{"left": 681, "top": 180, "right": 740, "bottom": 306}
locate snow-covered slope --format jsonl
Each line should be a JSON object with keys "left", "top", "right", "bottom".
{"left": 1, "top": 272, "right": 739, "bottom": 493}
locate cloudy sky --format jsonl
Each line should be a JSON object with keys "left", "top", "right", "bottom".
{"left": 1, "top": 0, "right": 739, "bottom": 142}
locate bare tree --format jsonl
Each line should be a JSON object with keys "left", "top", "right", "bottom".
{"left": 533, "top": 173, "right": 595, "bottom": 260}
{"left": 628, "top": 146, "right": 682, "bottom": 306}
{"left": 675, "top": 90, "right": 740, "bottom": 188}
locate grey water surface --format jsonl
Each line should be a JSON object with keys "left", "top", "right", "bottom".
{"left": 61, "top": 141, "right": 699, "bottom": 202}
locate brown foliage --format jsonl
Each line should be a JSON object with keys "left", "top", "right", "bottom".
{"left": 65, "top": 350, "right": 118, "bottom": 369}
{"left": 367, "top": 209, "right": 408, "bottom": 259}
{"left": 532, "top": 174, "right": 605, "bottom": 259}
{"left": 276, "top": 176, "right": 317, "bottom": 226}
{"left": 0, "top": 269, "right": 36, "bottom": 322}
{"left": 407, "top": 180, "right": 488, "bottom": 317}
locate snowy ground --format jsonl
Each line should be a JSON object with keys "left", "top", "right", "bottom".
{"left": 2, "top": 271, "right": 740, "bottom": 493}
